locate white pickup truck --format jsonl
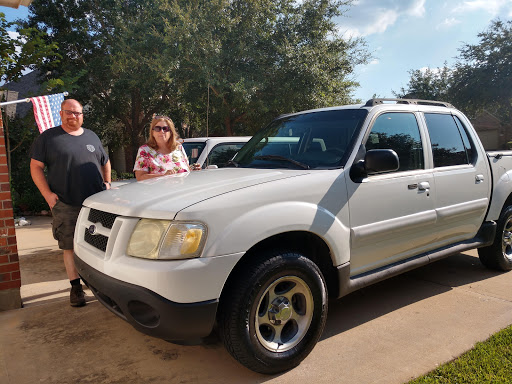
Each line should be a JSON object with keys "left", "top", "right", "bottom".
{"left": 74, "top": 99, "right": 512, "bottom": 374}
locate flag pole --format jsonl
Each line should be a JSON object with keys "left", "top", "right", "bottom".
{"left": 0, "top": 91, "right": 69, "bottom": 107}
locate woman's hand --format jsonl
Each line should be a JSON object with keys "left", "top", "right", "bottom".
{"left": 191, "top": 163, "right": 201, "bottom": 171}
{"left": 165, "top": 169, "right": 176, "bottom": 175}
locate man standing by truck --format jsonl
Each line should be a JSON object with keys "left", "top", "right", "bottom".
{"left": 30, "top": 99, "right": 111, "bottom": 307}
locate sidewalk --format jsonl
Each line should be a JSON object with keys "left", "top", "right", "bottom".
{"left": 14, "top": 216, "right": 93, "bottom": 307}
{"left": 1, "top": 216, "right": 512, "bottom": 384}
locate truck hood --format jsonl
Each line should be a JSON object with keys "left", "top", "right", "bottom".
{"left": 83, "top": 168, "right": 309, "bottom": 219}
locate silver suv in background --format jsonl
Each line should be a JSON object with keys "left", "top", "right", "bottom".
{"left": 182, "top": 136, "right": 251, "bottom": 168}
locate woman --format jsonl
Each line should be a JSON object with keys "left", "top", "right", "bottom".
{"left": 134, "top": 116, "right": 199, "bottom": 181}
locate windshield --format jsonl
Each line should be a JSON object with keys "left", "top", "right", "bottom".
{"left": 233, "top": 109, "right": 368, "bottom": 169}
{"left": 182, "top": 142, "right": 206, "bottom": 164}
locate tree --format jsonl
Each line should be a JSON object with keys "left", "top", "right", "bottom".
{"left": 397, "top": 19, "right": 512, "bottom": 125}
{"left": 22, "top": 0, "right": 368, "bottom": 168}
{"left": 163, "top": 0, "right": 369, "bottom": 136}
{"left": 450, "top": 19, "right": 512, "bottom": 122}
{"left": 1, "top": 12, "right": 59, "bottom": 213}
{"left": 393, "top": 63, "right": 453, "bottom": 102}
{"left": 21, "top": 0, "right": 180, "bottom": 167}
{"left": 1, "top": 12, "right": 58, "bottom": 84}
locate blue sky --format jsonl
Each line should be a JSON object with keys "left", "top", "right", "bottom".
{"left": 339, "top": 0, "right": 512, "bottom": 101}
{"left": 2, "top": 0, "right": 512, "bottom": 103}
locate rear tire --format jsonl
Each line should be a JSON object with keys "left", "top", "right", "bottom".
{"left": 478, "top": 205, "right": 512, "bottom": 271}
{"left": 218, "top": 250, "right": 328, "bottom": 374}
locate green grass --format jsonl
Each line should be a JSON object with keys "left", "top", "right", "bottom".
{"left": 408, "top": 325, "right": 512, "bottom": 383}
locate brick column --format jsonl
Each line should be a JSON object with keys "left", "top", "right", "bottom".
{"left": 0, "top": 111, "right": 22, "bottom": 310}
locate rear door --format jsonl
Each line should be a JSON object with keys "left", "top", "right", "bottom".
{"left": 424, "top": 112, "right": 491, "bottom": 246}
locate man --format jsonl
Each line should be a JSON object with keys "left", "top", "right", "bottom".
{"left": 30, "top": 99, "right": 111, "bottom": 307}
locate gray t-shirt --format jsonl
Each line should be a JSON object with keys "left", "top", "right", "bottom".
{"left": 31, "top": 126, "right": 109, "bottom": 206}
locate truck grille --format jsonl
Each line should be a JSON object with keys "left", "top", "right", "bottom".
{"left": 88, "top": 209, "right": 119, "bottom": 229}
{"left": 84, "top": 229, "right": 108, "bottom": 252}
{"left": 84, "top": 209, "right": 119, "bottom": 252}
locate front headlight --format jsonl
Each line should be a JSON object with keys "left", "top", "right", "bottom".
{"left": 127, "top": 219, "right": 207, "bottom": 260}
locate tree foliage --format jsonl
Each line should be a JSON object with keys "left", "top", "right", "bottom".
{"left": 396, "top": 19, "right": 512, "bottom": 125}
{"left": 1, "top": 12, "right": 59, "bottom": 214}
{"left": 451, "top": 19, "right": 512, "bottom": 121}
{"left": 21, "top": 0, "right": 369, "bottom": 168}
{"left": 0, "top": 12, "right": 58, "bottom": 84}
{"left": 394, "top": 63, "right": 452, "bottom": 102}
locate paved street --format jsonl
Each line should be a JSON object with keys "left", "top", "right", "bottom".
{"left": 1, "top": 216, "right": 512, "bottom": 383}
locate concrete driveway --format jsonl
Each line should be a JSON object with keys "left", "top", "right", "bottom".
{"left": 2, "top": 216, "right": 512, "bottom": 383}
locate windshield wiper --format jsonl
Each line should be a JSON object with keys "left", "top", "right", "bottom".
{"left": 226, "top": 159, "right": 239, "bottom": 167}
{"left": 254, "top": 155, "right": 310, "bottom": 169}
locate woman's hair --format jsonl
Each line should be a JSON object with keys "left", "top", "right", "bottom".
{"left": 146, "top": 116, "right": 179, "bottom": 151}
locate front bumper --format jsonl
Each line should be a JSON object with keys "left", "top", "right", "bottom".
{"left": 74, "top": 254, "right": 218, "bottom": 342}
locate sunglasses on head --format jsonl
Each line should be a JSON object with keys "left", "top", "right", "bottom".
{"left": 153, "top": 125, "right": 171, "bottom": 133}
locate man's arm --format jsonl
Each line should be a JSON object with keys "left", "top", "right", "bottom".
{"left": 30, "top": 159, "right": 59, "bottom": 209}
{"left": 102, "top": 159, "right": 112, "bottom": 190}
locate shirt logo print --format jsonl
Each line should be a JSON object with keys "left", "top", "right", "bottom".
{"left": 86, "top": 145, "right": 95, "bottom": 152}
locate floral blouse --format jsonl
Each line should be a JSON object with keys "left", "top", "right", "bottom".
{"left": 133, "top": 144, "right": 190, "bottom": 175}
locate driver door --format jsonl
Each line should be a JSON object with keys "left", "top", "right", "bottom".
{"left": 346, "top": 112, "right": 437, "bottom": 276}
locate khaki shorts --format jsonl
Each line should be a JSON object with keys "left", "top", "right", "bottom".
{"left": 52, "top": 200, "right": 82, "bottom": 250}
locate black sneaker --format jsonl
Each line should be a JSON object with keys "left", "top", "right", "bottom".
{"left": 70, "top": 284, "right": 86, "bottom": 307}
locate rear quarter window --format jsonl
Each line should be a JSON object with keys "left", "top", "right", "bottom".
{"left": 424, "top": 113, "right": 474, "bottom": 167}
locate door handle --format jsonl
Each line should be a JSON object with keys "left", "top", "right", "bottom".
{"left": 418, "top": 181, "right": 430, "bottom": 191}
{"left": 475, "top": 174, "right": 484, "bottom": 183}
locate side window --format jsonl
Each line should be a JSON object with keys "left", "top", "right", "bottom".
{"left": 424, "top": 113, "right": 473, "bottom": 167}
{"left": 182, "top": 143, "right": 205, "bottom": 164}
{"left": 454, "top": 116, "right": 475, "bottom": 163}
{"left": 207, "top": 143, "right": 245, "bottom": 167}
{"left": 365, "top": 112, "right": 424, "bottom": 172}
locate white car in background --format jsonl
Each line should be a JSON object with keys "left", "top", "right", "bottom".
{"left": 112, "top": 136, "right": 251, "bottom": 187}
{"left": 182, "top": 136, "right": 251, "bottom": 168}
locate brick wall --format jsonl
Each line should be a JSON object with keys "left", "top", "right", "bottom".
{"left": 0, "top": 113, "right": 22, "bottom": 310}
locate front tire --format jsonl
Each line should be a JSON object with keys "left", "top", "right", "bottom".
{"left": 219, "top": 250, "right": 328, "bottom": 374}
{"left": 478, "top": 205, "right": 512, "bottom": 271}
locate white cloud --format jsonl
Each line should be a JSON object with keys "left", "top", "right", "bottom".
{"left": 340, "top": 9, "right": 398, "bottom": 37}
{"left": 369, "top": 59, "right": 380, "bottom": 65}
{"left": 436, "top": 17, "right": 462, "bottom": 29}
{"left": 6, "top": 31, "right": 24, "bottom": 55}
{"left": 407, "top": 0, "right": 426, "bottom": 17}
{"left": 339, "top": 0, "right": 428, "bottom": 37}
{"left": 452, "top": 0, "right": 512, "bottom": 16}
{"left": 7, "top": 31, "right": 19, "bottom": 40}
{"left": 341, "top": 27, "right": 362, "bottom": 39}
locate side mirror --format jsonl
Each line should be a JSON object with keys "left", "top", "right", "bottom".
{"left": 365, "top": 149, "right": 399, "bottom": 173}
{"left": 206, "top": 165, "right": 218, "bottom": 169}
{"left": 350, "top": 149, "right": 399, "bottom": 181}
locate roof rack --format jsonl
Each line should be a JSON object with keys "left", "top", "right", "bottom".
{"left": 364, "top": 98, "right": 454, "bottom": 108}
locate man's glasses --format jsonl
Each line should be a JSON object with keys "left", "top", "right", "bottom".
{"left": 153, "top": 125, "right": 171, "bottom": 132}
{"left": 62, "top": 110, "right": 83, "bottom": 117}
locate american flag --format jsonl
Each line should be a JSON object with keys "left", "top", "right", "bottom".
{"left": 30, "top": 93, "right": 65, "bottom": 133}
